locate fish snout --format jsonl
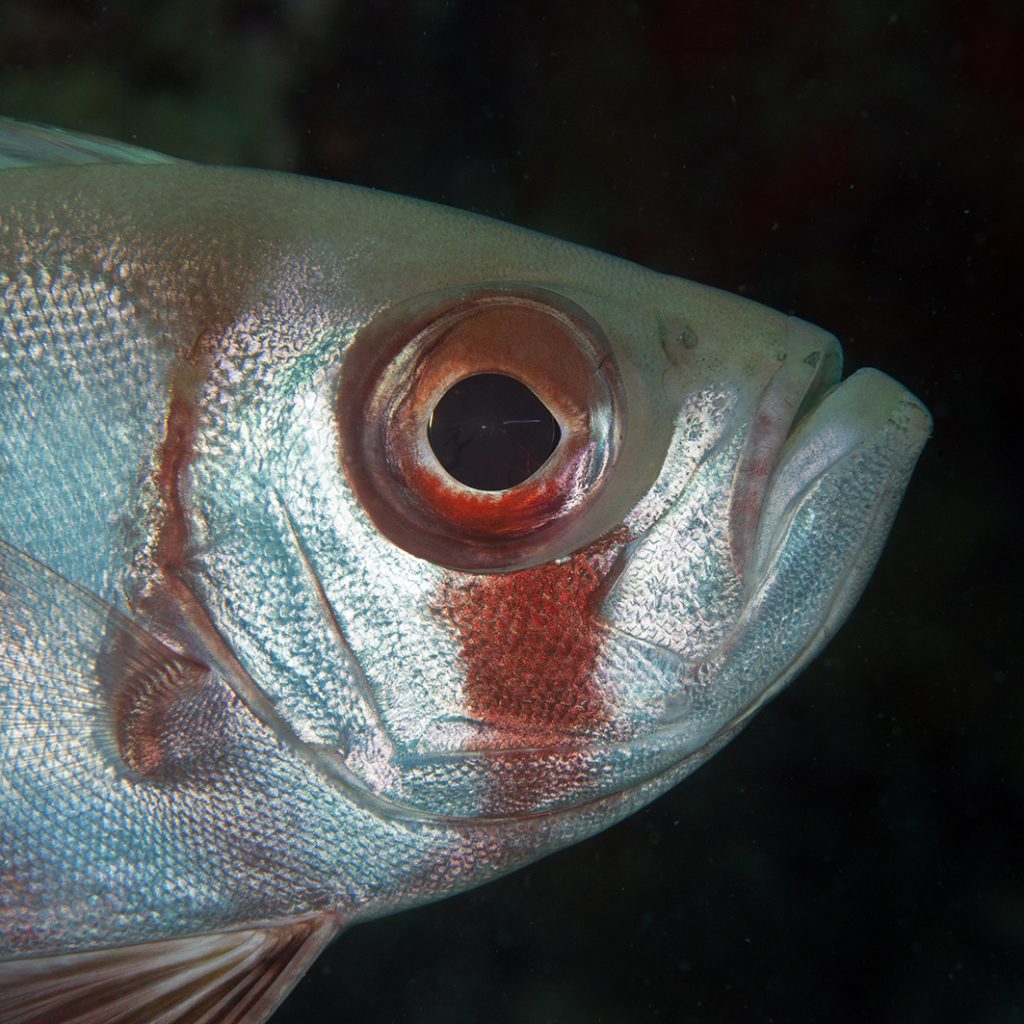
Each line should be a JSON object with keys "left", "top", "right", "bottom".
{"left": 752, "top": 365, "right": 932, "bottom": 591}
{"left": 729, "top": 317, "right": 843, "bottom": 575}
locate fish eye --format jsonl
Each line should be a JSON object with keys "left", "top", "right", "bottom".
{"left": 338, "top": 289, "right": 623, "bottom": 571}
{"left": 427, "top": 373, "right": 561, "bottom": 492}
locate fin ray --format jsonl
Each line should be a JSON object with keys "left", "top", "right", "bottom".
{"left": 0, "top": 915, "right": 340, "bottom": 1024}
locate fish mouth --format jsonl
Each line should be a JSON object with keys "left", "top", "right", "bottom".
{"left": 664, "top": 362, "right": 932, "bottom": 755}
{"left": 729, "top": 317, "right": 844, "bottom": 577}
{"left": 752, "top": 364, "right": 932, "bottom": 583}
{"left": 739, "top": 319, "right": 934, "bottom": 589}
{"left": 582, "top": 320, "right": 931, "bottom": 806}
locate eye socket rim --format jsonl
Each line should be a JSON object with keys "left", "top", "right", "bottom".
{"left": 337, "top": 287, "right": 623, "bottom": 572}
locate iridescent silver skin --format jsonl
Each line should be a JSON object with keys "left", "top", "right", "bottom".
{"left": 0, "top": 123, "right": 930, "bottom": 1023}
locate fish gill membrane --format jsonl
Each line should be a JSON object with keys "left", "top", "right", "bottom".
{"left": 0, "top": 118, "right": 931, "bottom": 1024}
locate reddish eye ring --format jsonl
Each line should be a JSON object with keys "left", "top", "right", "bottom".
{"left": 338, "top": 288, "right": 623, "bottom": 572}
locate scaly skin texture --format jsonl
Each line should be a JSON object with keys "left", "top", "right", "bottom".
{"left": 1, "top": 159, "right": 929, "bottom": 972}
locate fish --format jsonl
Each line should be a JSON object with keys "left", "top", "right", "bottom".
{"left": 0, "top": 118, "right": 930, "bottom": 1023}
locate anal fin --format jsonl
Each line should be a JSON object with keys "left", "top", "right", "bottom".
{"left": 0, "top": 914, "right": 339, "bottom": 1024}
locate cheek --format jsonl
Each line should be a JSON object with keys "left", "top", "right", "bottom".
{"left": 433, "top": 528, "right": 630, "bottom": 742}
{"left": 430, "top": 528, "right": 630, "bottom": 814}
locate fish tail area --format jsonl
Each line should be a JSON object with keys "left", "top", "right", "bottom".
{"left": 0, "top": 913, "right": 340, "bottom": 1024}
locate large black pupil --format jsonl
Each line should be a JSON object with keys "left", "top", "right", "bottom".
{"left": 427, "top": 373, "right": 561, "bottom": 491}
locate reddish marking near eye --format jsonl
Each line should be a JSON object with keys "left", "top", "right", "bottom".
{"left": 436, "top": 529, "right": 629, "bottom": 811}
{"left": 406, "top": 461, "right": 576, "bottom": 537}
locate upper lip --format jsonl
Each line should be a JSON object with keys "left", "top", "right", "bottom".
{"left": 730, "top": 321, "right": 842, "bottom": 576}
{"left": 752, "top": 365, "right": 932, "bottom": 582}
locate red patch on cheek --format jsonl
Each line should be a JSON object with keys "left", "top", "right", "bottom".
{"left": 436, "top": 529, "right": 629, "bottom": 746}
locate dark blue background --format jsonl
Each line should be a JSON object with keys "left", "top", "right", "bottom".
{"left": 3, "top": 1, "right": 1019, "bottom": 1020}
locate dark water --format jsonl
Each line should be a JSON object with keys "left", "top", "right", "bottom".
{"left": 2, "top": 2, "right": 1019, "bottom": 1021}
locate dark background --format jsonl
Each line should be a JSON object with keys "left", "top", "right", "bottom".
{"left": 2, "top": 1, "right": 1020, "bottom": 1021}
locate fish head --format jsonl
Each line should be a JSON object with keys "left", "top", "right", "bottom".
{"left": 173, "top": 183, "right": 930, "bottom": 840}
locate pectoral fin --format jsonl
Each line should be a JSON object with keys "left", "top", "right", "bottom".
{"left": 0, "top": 914, "right": 340, "bottom": 1024}
{"left": 0, "top": 537, "right": 239, "bottom": 783}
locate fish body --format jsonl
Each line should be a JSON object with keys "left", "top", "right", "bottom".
{"left": 0, "top": 121, "right": 930, "bottom": 1023}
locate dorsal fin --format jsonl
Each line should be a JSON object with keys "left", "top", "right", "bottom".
{"left": 0, "top": 914, "right": 341, "bottom": 1024}
{"left": 0, "top": 118, "right": 177, "bottom": 169}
